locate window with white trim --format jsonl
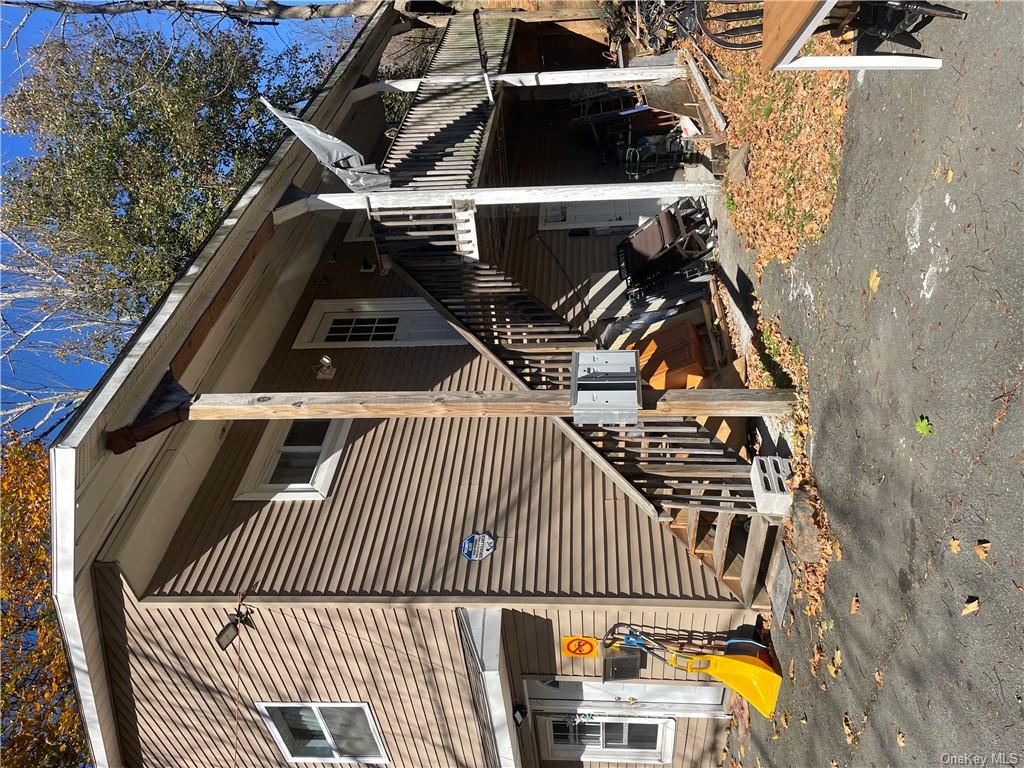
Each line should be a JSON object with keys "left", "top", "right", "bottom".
{"left": 293, "top": 298, "right": 464, "bottom": 349}
{"left": 539, "top": 716, "right": 675, "bottom": 764}
{"left": 257, "top": 702, "right": 387, "bottom": 764}
{"left": 235, "top": 419, "right": 350, "bottom": 501}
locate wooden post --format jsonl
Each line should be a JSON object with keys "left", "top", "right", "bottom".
{"left": 180, "top": 388, "right": 797, "bottom": 421}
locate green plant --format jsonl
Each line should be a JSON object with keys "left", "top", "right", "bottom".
{"left": 914, "top": 416, "right": 934, "bottom": 437}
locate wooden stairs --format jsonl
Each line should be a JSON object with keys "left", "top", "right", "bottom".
{"left": 369, "top": 14, "right": 784, "bottom": 609}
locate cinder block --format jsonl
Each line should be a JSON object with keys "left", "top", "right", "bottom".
{"left": 751, "top": 455, "right": 794, "bottom": 517}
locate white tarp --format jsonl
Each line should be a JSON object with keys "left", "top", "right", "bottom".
{"left": 261, "top": 98, "right": 391, "bottom": 191}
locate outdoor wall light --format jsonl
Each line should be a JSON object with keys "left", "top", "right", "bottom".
{"left": 314, "top": 354, "right": 336, "bottom": 380}
{"left": 216, "top": 605, "right": 256, "bottom": 651}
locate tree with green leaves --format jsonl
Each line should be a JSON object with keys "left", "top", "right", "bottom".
{"left": 1, "top": 22, "right": 323, "bottom": 432}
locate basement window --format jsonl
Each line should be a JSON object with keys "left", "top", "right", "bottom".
{"left": 538, "top": 716, "right": 675, "bottom": 764}
{"left": 293, "top": 298, "right": 464, "bottom": 348}
{"left": 257, "top": 702, "right": 387, "bottom": 764}
{"left": 234, "top": 419, "right": 350, "bottom": 501}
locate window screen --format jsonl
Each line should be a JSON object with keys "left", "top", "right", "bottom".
{"left": 325, "top": 316, "right": 399, "bottom": 343}
{"left": 320, "top": 706, "right": 384, "bottom": 758}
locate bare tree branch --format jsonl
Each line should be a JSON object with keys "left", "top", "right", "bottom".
{"left": 0, "top": 0, "right": 382, "bottom": 23}
{"left": 2, "top": 8, "right": 32, "bottom": 49}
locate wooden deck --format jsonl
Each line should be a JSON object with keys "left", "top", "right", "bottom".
{"left": 370, "top": 15, "right": 781, "bottom": 608}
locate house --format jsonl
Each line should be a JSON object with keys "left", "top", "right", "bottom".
{"left": 51, "top": 4, "right": 792, "bottom": 766}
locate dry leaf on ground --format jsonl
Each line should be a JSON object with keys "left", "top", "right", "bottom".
{"left": 897, "top": 731, "right": 907, "bottom": 750}
{"left": 949, "top": 537, "right": 961, "bottom": 554}
{"left": 874, "top": 667, "right": 887, "bottom": 686}
{"left": 868, "top": 269, "right": 880, "bottom": 294}
{"left": 945, "top": 168, "right": 954, "bottom": 183}
{"left": 788, "top": 658, "right": 796, "bottom": 683}
{"left": 799, "top": 713, "right": 808, "bottom": 724}
{"left": 827, "top": 649, "right": 842, "bottom": 678}
{"left": 850, "top": 594, "right": 860, "bottom": 614}
{"left": 975, "top": 540, "right": 991, "bottom": 560}
{"left": 962, "top": 597, "right": 980, "bottom": 616}
{"left": 780, "top": 712, "right": 789, "bottom": 729}
{"left": 843, "top": 713, "right": 860, "bottom": 746}
{"left": 680, "top": 33, "right": 849, "bottom": 275}
{"left": 810, "top": 644, "right": 824, "bottom": 676}
{"left": 729, "top": 692, "right": 750, "bottom": 743}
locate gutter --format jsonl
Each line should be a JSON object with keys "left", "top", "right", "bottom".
{"left": 50, "top": 445, "right": 110, "bottom": 768}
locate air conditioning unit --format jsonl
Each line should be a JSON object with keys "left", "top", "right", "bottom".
{"left": 570, "top": 350, "right": 642, "bottom": 426}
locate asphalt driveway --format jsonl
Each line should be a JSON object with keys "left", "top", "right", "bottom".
{"left": 714, "top": 4, "right": 1024, "bottom": 765}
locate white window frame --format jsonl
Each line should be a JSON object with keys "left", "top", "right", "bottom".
{"left": 538, "top": 715, "right": 675, "bottom": 764}
{"left": 293, "top": 298, "right": 465, "bottom": 349}
{"left": 235, "top": 419, "right": 350, "bottom": 501}
{"left": 256, "top": 702, "right": 388, "bottom": 764}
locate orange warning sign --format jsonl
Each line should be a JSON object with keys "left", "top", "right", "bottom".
{"left": 561, "top": 635, "right": 599, "bottom": 658}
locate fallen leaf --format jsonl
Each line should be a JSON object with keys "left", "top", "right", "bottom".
{"left": 850, "top": 594, "right": 860, "bottom": 614}
{"left": 780, "top": 712, "right": 789, "bottom": 729}
{"left": 975, "top": 540, "right": 991, "bottom": 560}
{"left": 962, "top": 597, "right": 980, "bottom": 615}
{"left": 810, "top": 644, "right": 824, "bottom": 676}
{"left": 874, "top": 667, "right": 886, "bottom": 686}
{"left": 833, "top": 538, "right": 843, "bottom": 560}
{"left": 756, "top": 758, "right": 764, "bottom": 768}
{"left": 788, "top": 658, "right": 796, "bottom": 683}
{"left": 843, "top": 712, "right": 860, "bottom": 745}
{"left": 740, "top": 743, "right": 745, "bottom": 758}
{"left": 830, "top": 762, "right": 839, "bottom": 768}
{"left": 897, "top": 731, "right": 906, "bottom": 750}
{"left": 949, "top": 537, "right": 961, "bottom": 554}
{"left": 868, "top": 268, "right": 880, "bottom": 293}
{"left": 945, "top": 168, "right": 954, "bottom": 183}
{"left": 828, "top": 648, "right": 842, "bottom": 678}
{"left": 799, "top": 713, "right": 808, "bottom": 724}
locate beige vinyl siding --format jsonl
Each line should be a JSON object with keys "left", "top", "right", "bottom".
{"left": 149, "top": 249, "right": 730, "bottom": 603}
{"left": 502, "top": 607, "right": 752, "bottom": 683}
{"left": 96, "top": 563, "right": 492, "bottom": 768}
{"left": 502, "top": 608, "right": 744, "bottom": 768}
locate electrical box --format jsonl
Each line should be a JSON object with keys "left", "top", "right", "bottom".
{"left": 570, "top": 350, "right": 642, "bottom": 426}
{"left": 602, "top": 646, "right": 647, "bottom": 682}
{"left": 750, "top": 455, "right": 794, "bottom": 516}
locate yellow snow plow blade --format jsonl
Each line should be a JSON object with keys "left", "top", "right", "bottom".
{"left": 686, "top": 655, "right": 782, "bottom": 718}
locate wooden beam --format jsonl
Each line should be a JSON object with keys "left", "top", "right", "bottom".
{"left": 650, "top": 388, "right": 796, "bottom": 418}
{"left": 187, "top": 390, "right": 570, "bottom": 420}
{"left": 775, "top": 54, "right": 943, "bottom": 71}
{"left": 181, "top": 388, "right": 796, "bottom": 420}
{"left": 357, "top": 65, "right": 689, "bottom": 97}
{"left": 681, "top": 49, "right": 726, "bottom": 132}
{"left": 274, "top": 180, "right": 721, "bottom": 222}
